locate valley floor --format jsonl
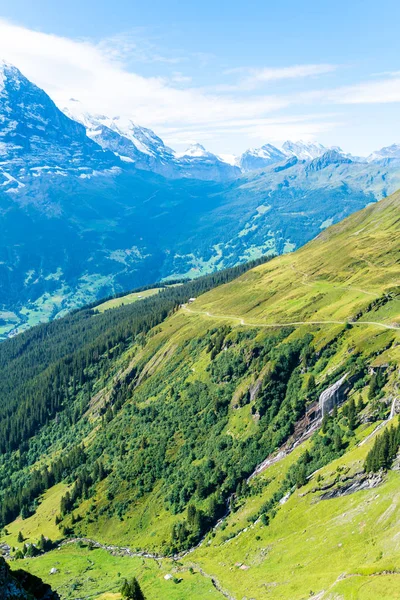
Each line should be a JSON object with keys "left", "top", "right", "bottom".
{"left": 8, "top": 411, "right": 400, "bottom": 600}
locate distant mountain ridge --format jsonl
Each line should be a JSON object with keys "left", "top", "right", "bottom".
{"left": 64, "top": 100, "right": 240, "bottom": 181}
{"left": 1, "top": 59, "right": 396, "bottom": 182}
{"left": 236, "top": 143, "right": 287, "bottom": 171}
{"left": 282, "top": 139, "right": 330, "bottom": 160}
{"left": 366, "top": 142, "right": 400, "bottom": 163}
{"left": 60, "top": 84, "right": 399, "bottom": 176}
{"left": 1, "top": 59, "right": 400, "bottom": 338}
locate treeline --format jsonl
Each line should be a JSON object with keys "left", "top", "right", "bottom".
{"left": 364, "top": 421, "right": 400, "bottom": 472}
{"left": 170, "top": 499, "right": 226, "bottom": 552}
{"left": 0, "top": 445, "right": 87, "bottom": 527}
{"left": 0, "top": 254, "right": 273, "bottom": 454}
{"left": 59, "top": 460, "right": 108, "bottom": 518}
{"left": 84, "top": 278, "right": 188, "bottom": 310}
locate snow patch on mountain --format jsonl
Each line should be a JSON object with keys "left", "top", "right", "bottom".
{"left": 367, "top": 143, "right": 400, "bottom": 163}
{"left": 64, "top": 100, "right": 239, "bottom": 180}
{"left": 178, "top": 143, "right": 209, "bottom": 158}
{"left": 218, "top": 153, "right": 237, "bottom": 166}
{"left": 0, "top": 60, "right": 20, "bottom": 94}
{"left": 64, "top": 99, "right": 174, "bottom": 161}
{"left": 237, "top": 143, "right": 287, "bottom": 172}
{"left": 282, "top": 140, "right": 329, "bottom": 160}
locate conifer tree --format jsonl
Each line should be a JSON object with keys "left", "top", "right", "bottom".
{"left": 347, "top": 398, "right": 356, "bottom": 430}
{"left": 120, "top": 577, "right": 145, "bottom": 600}
{"left": 364, "top": 421, "right": 400, "bottom": 473}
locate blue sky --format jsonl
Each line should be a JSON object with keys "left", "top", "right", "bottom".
{"left": 1, "top": 0, "right": 400, "bottom": 156}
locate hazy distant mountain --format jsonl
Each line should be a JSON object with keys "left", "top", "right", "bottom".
{"left": 1, "top": 60, "right": 400, "bottom": 337}
{"left": 366, "top": 143, "right": 400, "bottom": 163}
{"left": 175, "top": 143, "right": 241, "bottom": 180}
{"left": 282, "top": 139, "right": 330, "bottom": 160}
{"left": 64, "top": 101, "right": 239, "bottom": 181}
{"left": 306, "top": 149, "right": 353, "bottom": 171}
{"left": 236, "top": 143, "right": 287, "bottom": 171}
{"left": 235, "top": 140, "right": 362, "bottom": 171}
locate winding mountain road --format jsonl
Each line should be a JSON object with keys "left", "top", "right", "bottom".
{"left": 182, "top": 305, "right": 399, "bottom": 331}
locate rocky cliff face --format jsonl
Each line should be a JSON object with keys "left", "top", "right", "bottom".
{"left": 0, "top": 62, "right": 117, "bottom": 185}
{"left": 319, "top": 373, "right": 349, "bottom": 416}
{"left": 0, "top": 557, "right": 59, "bottom": 600}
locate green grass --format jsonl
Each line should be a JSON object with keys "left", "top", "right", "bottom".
{"left": 328, "top": 573, "right": 400, "bottom": 599}
{"left": 187, "top": 422, "right": 400, "bottom": 600}
{"left": 12, "top": 545, "right": 223, "bottom": 600}
{"left": 4, "top": 484, "right": 68, "bottom": 548}
{"left": 95, "top": 283, "right": 185, "bottom": 313}
{"left": 95, "top": 288, "right": 163, "bottom": 313}
{"left": 190, "top": 191, "right": 400, "bottom": 332}
{"left": 10, "top": 419, "right": 400, "bottom": 600}
{"left": 69, "top": 481, "right": 182, "bottom": 551}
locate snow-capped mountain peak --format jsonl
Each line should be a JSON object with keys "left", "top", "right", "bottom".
{"left": 282, "top": 140, "right": 328, "bottom": 161}
{"left": 63, "top": 99, "right": 174, "bottom": 161}
{"left": 62, "top": 100, "right": 239, "bottom": 180}
{"left": 175, "top": 143, "right": 240, "bottom": 179}
{"left": 0, "top": 62, "right": 115, "bottom": 184}
{"left": 179, "top": 143, "right": 209, "bottom": 158}
{"left": 255, "top": 143, "right": 285, "bottom": 159}
{"left": 366, "top": 143, "right": 400, "bottom": 163}
{"left": 237, "top": 142, "right": 286, "bottom": 172}
{"left": 0, "top": 61, "right": 25, "bottom": 94}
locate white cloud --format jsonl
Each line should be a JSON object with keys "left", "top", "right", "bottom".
{"left": 0, "top": 19, "right": 291, "bottom": 128}
{"left": 301, "top": 74, "right": 400, "bottom": 106}
{"left": 0, "top": 18, "right": 341, "bottom": 152}
{"left": 171, "top": 72, "right": 193, "bottom": 84}
{"left": 158, "top": 115, "right": 340, "bottom": 148}
{"left": 331, "top": 76, "right": 400, "bottom": 104}
{"left": 219, "top": 64, "right": 337, "bottom": 91}
{"left": 97, "top": 31, "right": 186, "bottom": 65}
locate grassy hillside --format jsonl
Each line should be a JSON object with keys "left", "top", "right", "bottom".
{"left": 95, "top": 287, "right": 163, "bottom": 313}
{"left": 0, "top": 191, "right": 399, "bottom": 599}
{"left": 191, "top": 189, "right": 399, "bottom": 328}
{"left": 190, "top": 421, "right": 400, "bottom": 600}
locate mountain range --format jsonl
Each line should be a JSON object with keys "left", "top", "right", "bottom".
{"left": 3, "top": 59, "right": 400, "bottom": 185}
{"left": 2, "top": 59, "right": 400, "bottom": 340}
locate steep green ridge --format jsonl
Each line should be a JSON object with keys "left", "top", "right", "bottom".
{"left": 0, "top": 257, "right": 269, "bottom": 456}
{"left": 190, "top": 189, "right": 400, "bottom": 328}
{"left": 0, "top": 192, "right": 399, "bottom": 599}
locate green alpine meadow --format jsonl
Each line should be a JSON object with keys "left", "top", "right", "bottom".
{"left": 0, "top": 189, "right": 399, "bottom": 599}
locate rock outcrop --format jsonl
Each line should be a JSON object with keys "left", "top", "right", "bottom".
{"left": 319, "top": 373, "right": 349, "bottom": 416}
{"left": 0, "top": 557, "right": 59, "bottom": 600}
{"left": 320, "top": 472, "right": 383, "bottom": 500}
